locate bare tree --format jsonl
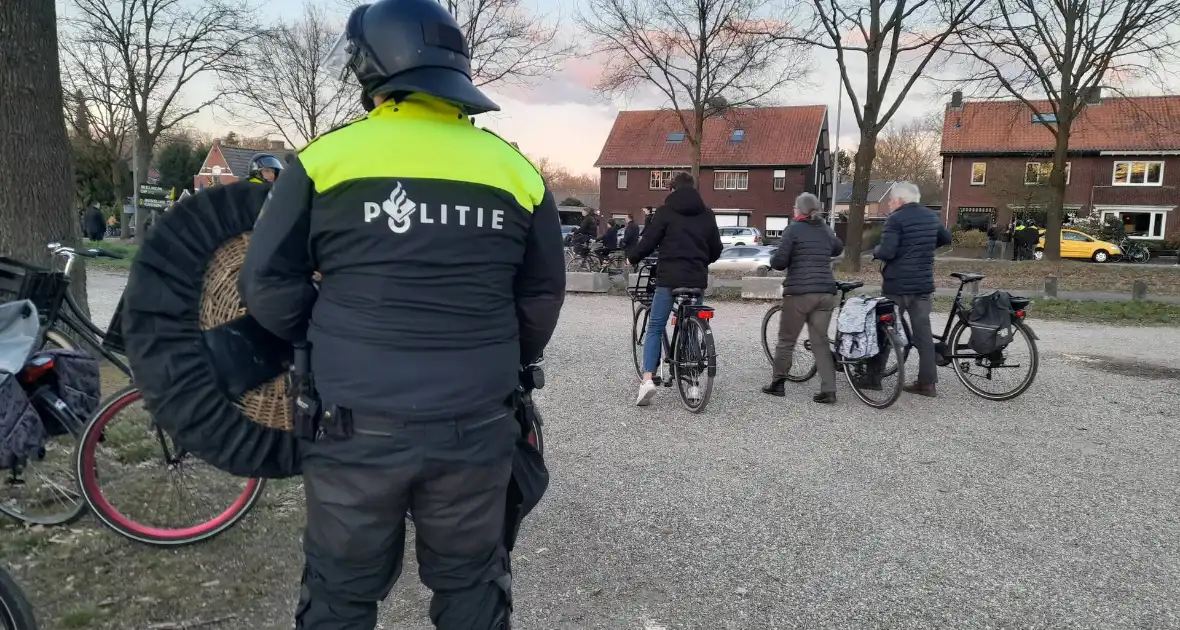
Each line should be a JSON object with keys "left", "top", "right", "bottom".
{"left": 2, "top": 0, "right": 89, "bottom": 311}
{"left": 952, "top": 0, "right": 1180, "bottom": 260}
{"left": 66, "top": 0, "right": 259, "bottom": 240}
{"left": 533, "top": 156, "right": 601, "bottom": 193}
{"left": 757, "top": 0, "right": 985, "bottom": 269}
{"left": 61, "top": 37, "right": 135, "bottom": 225}
{"left": 224, "top": 3, "right": 363, "bottom": 147}
{"left": 343, "top": 0, "right": 575, "bottom": 90}
{"left": 580, "top": 0, "right": 811, "bottom": 180}
{"left": 871, "top": 114, "right": 943, "bottom": 202}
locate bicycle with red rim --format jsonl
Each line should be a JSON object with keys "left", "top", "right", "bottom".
{"left": 0, "top": 243, "right": 265, "bottom": 546}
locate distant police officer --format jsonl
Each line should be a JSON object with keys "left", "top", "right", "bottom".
{"left": 237, "top": 0, "right": 566, "bottom": 627}
{"left": 247, "top": 153, "right": 284, "bottom": 184}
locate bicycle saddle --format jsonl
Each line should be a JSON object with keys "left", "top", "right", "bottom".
{"left": 951, "top": 272, "right": 985, "bottom": 283}
{"left": 671, "top": 287, "right": 703, "bottom": 297}
{"left": 836, "top": 280, "right": 864, "bottom": 292}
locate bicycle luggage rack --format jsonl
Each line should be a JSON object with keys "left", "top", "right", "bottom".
{"left": 627, "top": 258, "right": 658, "bottom": 306}
{"left": 0, "top": 257, "right": 67, "bottom": 322}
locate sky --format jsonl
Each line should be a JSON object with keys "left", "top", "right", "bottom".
{"left": 185, "top": 0, "right": 980, "bottom": 175}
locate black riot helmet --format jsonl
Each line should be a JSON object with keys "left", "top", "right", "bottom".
{"left": 249, "top": 153, "right": 284, "bottom": 182}
{"left": 323, "top": 0, "right": 499, "bottom": 115}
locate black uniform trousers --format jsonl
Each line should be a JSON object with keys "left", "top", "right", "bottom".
{"left": 296, "top": 408, "right": 518, "bottom": 630}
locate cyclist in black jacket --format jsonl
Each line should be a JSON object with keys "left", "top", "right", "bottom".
{"left": 238, "top": 0, "right": 565, "bottom": 627}
{"left": 627, "top": 172, "right": 723, "bottom": 406}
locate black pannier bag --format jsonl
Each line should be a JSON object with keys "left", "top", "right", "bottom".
{"left": 967, "top": 290, "right": 1017, "bottom": 355}
{"left": 41, "top": 348, "right": 102, "bottom": 435}
{"left": 0, "top": 374, "right": 46, "bottom": 470}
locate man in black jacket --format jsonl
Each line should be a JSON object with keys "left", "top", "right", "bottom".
{"left": 871, "top": 182, "right": 952, "bottom": 397}
{"left": 627, "top": 172, "right": 723, "bottom": 406}
{"left": 762, "top": 193, "right": 844, "bottom": 403}
{"left": 622, "top": 213, "right": 640, "bottom": 251}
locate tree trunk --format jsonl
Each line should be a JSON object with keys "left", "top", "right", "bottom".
{"left": 842, "top": 134, "right": 879, "bottom": 272}
{"left": 0, "top": 0, "right": 89, "bottom": 313}
{"left": 1044, "top": 121, "right": 1072, "bottom": 261}
{"left": 690, "top": 111, "right": 704, "bottom": 183}
{"left": 133, "top": 134, "right": 152, "bottom": 243}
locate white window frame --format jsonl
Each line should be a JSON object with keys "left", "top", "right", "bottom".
{"left": 772, "top": 169, "right": 786, "bottom": 191}
{"left": 649, "top": 170, "right": 674, "bottom": 190}
{"left": 1099, "top": 208, "right": 1168, "bottom": 240}
{"left": 1024, "top": 161, "right": 1070, "bottom": 186}
{"left": 617, "top": 170, "right": 628, "bottom": 189}
{"left": 1112, "top": 160, "right": 1165, "bottom": 186}
{"left": 970, "top": 162, "right": 986, "bottom": 185}
{"left": 713, "top": 170, "right": 749, "bottom": 191}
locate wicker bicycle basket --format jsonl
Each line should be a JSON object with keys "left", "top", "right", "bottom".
{"left": 198, "top": 234, "right": 291, "bottom": 431}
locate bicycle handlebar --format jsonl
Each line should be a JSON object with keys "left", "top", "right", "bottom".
{"left": 47, "top": 242, "right": 125, "bottom": 260}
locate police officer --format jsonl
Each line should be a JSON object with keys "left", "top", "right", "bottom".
{"left": 247, "top": 153, "right": 284, "bottom": 183}
{"left": 237, "top": 0, "right": 566, "bottom": 627}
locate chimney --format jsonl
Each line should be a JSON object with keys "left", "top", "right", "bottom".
{"left": 950, "top": 91, "right": 963, "bottom": 109}
{"left": 212, "top": 138, "right": 221, "bottom": 146}
{"left": 1085, "top": 86, "right": 1102, "bottom": 105}
{"left": 269, "top": 140, "right": 285, "bottom": 150}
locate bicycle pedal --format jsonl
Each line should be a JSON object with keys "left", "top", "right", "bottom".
{"left": 652, "top": 376, "right": 663, "bottom": 386}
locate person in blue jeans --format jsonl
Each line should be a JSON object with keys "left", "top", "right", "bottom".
{"left": 626, "top": 172, "right": 723, "bottom": 406}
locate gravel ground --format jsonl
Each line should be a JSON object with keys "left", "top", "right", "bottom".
{"left": 84, "top": 273, "right": 1180, "bottom": 629}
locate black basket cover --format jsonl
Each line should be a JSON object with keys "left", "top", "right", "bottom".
{"left": 121, "top": 182, "right": 302, "bottom": 479}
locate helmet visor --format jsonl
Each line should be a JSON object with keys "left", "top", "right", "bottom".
{"left": 253, "top": 155, "right": 284, "bottom": 171}
{"left": 322, "top": 30, "right": 354, "bottom": 81}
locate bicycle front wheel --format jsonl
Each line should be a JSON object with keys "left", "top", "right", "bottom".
{"left": 0, "top": 566, "right": 37, "bottom": 630}
{"left": 760, "top": 304, "right": 818, "bottom": 382}
{"left": 631, "top": 305, "right": 649, "bottom": 378}
{"left": 949, "top": 320, "right": 1039, "bottom": 401}
{"left": 75, "top": 387, "right": 267, "bottom": 546}
{"left": 672, "top": 317, "right": 716, "bottom": 413}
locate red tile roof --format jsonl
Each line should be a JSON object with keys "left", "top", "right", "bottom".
{"left": 594, "top": 106, "right": 828, "bottom": 168}
{"left": 941, "top": 96, "right": 1180, "bottom": 154}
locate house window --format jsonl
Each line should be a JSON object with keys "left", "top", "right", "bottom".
{"left": 713, "top": 170, "right": 749, "bottom": 190}
{"left": 772, "top": 169, "right": 786, "bottom": 191}
{"left": 970, "top": 162, "right": 986, "bottom": 185}
{"left": 765, "top": 216, "right": 790, "bottom": 238}
{"left": 731, "top": 129, "right": 745, "bottom": 142}
{"left": 1112, "top": 161, "right": 1164, "bottom": 186}
{"left": 649, "top": 170, "right": 675, "bottom": 190}
{"left": 1032, "top": 113, "right": 1057, "bottom": 124}
{"left": 666, "top": 132, "right": 685, "bottom": 143}
{"left": 1024, "top": 162, "right": 1070, "bottom": 186}
{"left": 1100, "top": 209, "right": 1168, "bottom": 239}
{"left": 617, "top": 170, "right": 628, "bottom": 189}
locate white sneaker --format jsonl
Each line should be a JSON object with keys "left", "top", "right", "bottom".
{"left": 635, "top": 379, "right": 658, "bottom": 406}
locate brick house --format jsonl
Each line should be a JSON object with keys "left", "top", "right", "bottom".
{"left": 941, "top": 91, "right": 1180, "bottom": 241}
{"left": 594, "top": 106, "right": 833, "bottom": 239}
{"left": 835, "top": 180, "right": 898, "bottom": 219}
{"left": 193, "top": 140, "right": 296, "bottom": 190}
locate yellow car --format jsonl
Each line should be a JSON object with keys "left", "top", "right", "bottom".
{"left": 1034, "top": 229, "right": 1121, "bottom": 263}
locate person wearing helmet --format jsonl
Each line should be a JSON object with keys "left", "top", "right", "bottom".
{"left": 248, "top": 153, "right": 284, "bottom": 184}
{"left": 237, "top": 0, "right": 565, "bottom": 628}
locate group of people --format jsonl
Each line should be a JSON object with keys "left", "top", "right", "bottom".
{"left": 986, "top": 217, "right": 1043, "bottom": 261}
{"left": 569, "top": 206, "right": 641, "bottom": 263}
{"left": 627, "top": 179, "right": 952, "bottom": 407}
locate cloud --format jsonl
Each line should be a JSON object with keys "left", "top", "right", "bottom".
{"left": 491, "top": 55, "right": 612, "bottom": 107}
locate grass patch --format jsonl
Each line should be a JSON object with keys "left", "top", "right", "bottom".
{"left": 711, "top": 259, "right": 1180, "bottom": 296}
{"left": 605, "top": 285, "right": 1180, "bottom": 324}
{"left": 83, "top": 240, "right": 138, "bottom": 270}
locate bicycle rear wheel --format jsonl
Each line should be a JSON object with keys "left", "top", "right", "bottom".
{"left": 845, "top": 328, "right": 904, "bottom": 409}
{"left": 672, "top": 317, "right": 716, "bottom": 413}
{"left": 760, "top": 304, "right": 818, "bottom": 382}
{"left": 0, "top": 566, "right": 37, "bottom": 630}
{"left": 949, "top": 320, "right": 1039, "bottom": 401}
{"left": 0, "top": 386, "right": 87, "bottom": 527}
{"left": 75, "top": 387, "right": 267, "bottom": 546}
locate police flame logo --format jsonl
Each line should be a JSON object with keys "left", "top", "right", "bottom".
{"left": 381, "top": 183, "right": 417, "bottom": 234}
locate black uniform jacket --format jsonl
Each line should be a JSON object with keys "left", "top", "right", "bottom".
{"left": 239, "top": 95, "right": 566, "bottom": 420}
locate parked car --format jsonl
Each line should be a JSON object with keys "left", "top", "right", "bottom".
{"left": 710, "top": 245, "right": 776, "bottom": 275}
{"left": 718, "top": 226, "right": 763, "bottom": 246}
{"left": 1035, "top": 229, "right": 1121, "bottom": 263}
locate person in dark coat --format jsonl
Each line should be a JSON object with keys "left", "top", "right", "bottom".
{"left": 83, "top": 203, "right": 106, "bottom": 241}
{"left": 870, "top": 182, "right": 952, "bottom": 397}
{"left": 627, "top": 172, "right": 723, "bottom": 407}
{"left": 986, "top": 220, "right": 998, "bottom": 259}
{"left": 621, "top": 213, "right": 640, "bottom": 251}
{"left": 1008, "top": 219, "right": 1019, "bottom": 260}
{"left": 1020, "top": 220, "right": 1041, "bottom": 259}
{"left": 762, "top": 193, "right": 844, "bottom": 403}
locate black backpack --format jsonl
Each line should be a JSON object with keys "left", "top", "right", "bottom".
{"left": 967, "top": 291, "right": 1016, "bottom": 355}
